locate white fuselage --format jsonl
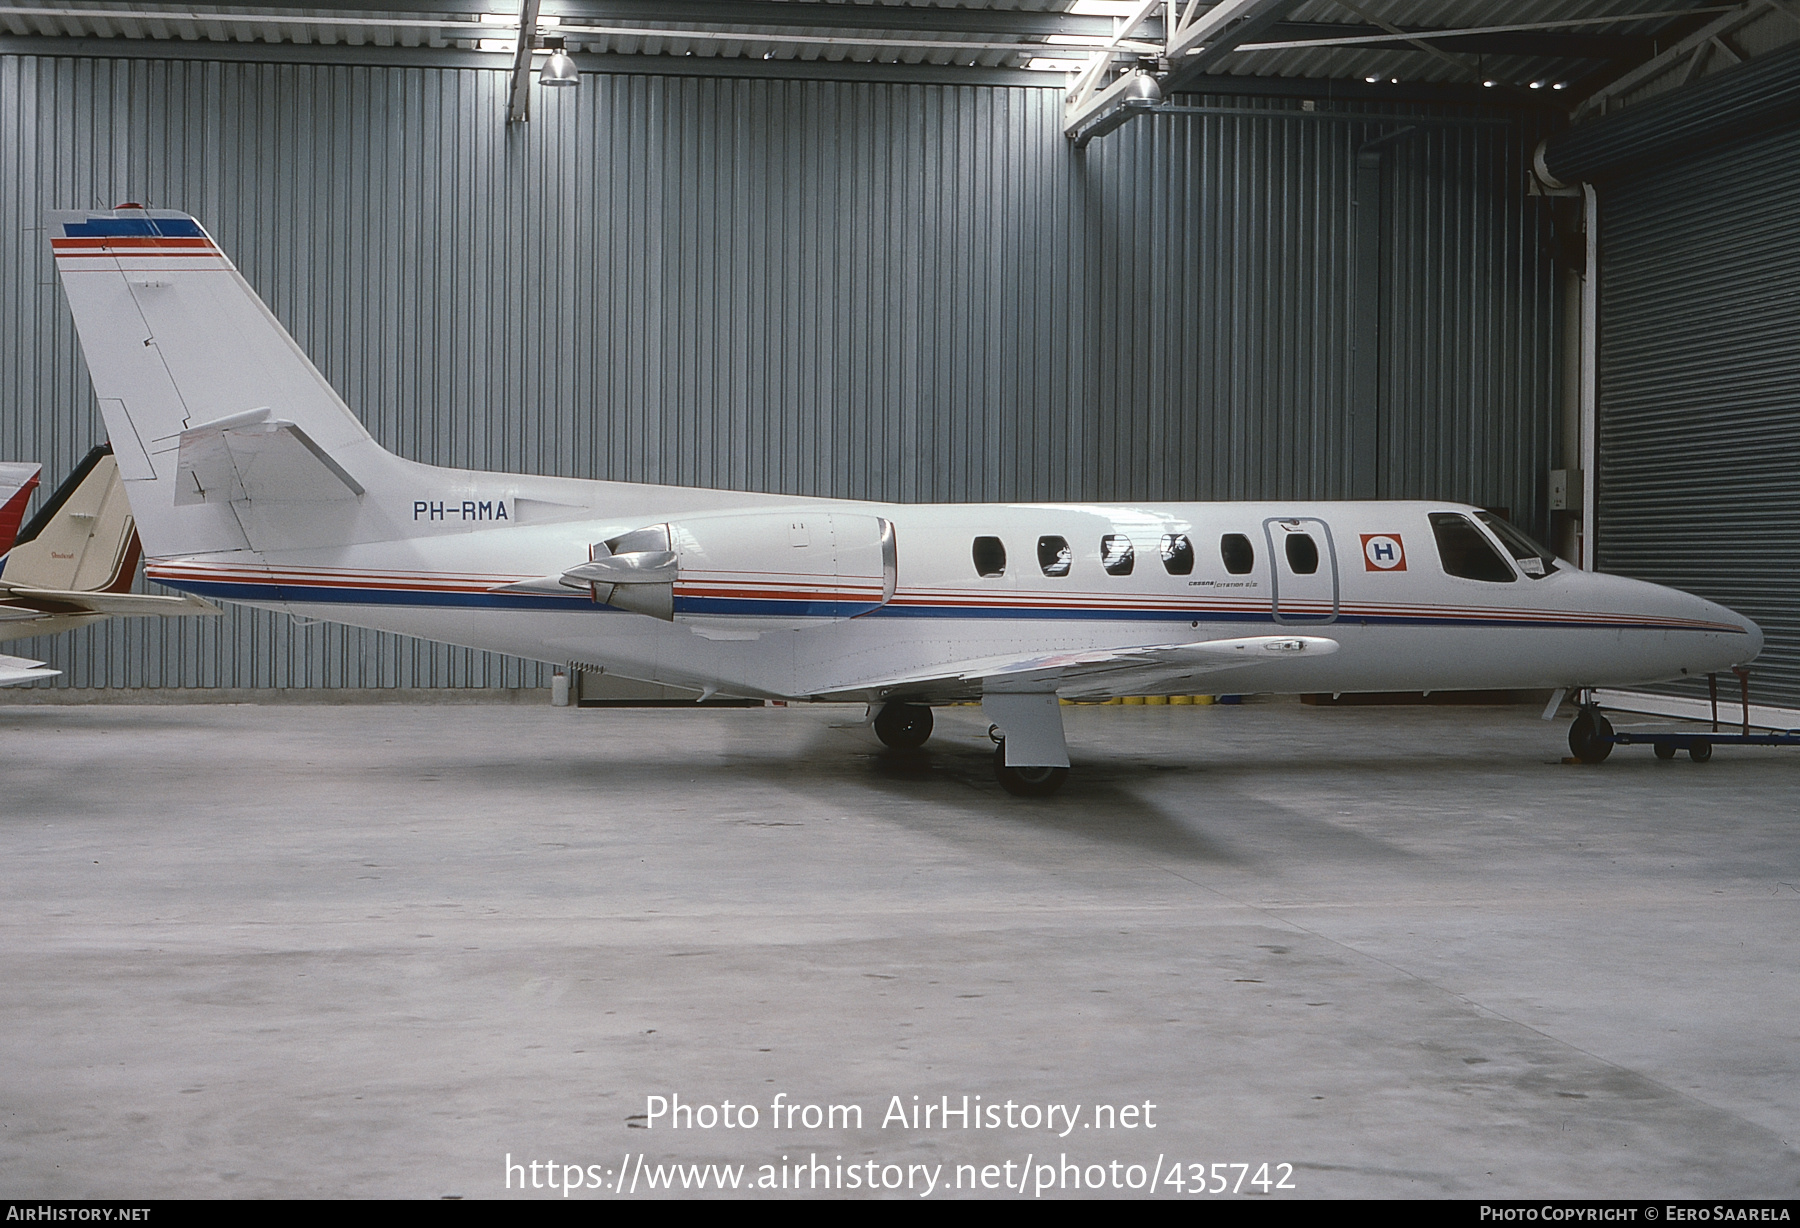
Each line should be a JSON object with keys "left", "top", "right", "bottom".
{"left": 43, "top": 206, "right": 1762, "bottom": 711}
{"left": 143, "top": 475, "right": 1761, "bottom": 704}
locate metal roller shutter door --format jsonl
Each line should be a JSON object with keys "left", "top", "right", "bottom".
{"left": 1537, "top": 42, "right": 1800, "bottom": 188}
{"left": 1597, "top": 122, "right": 1800, "bottom": 708}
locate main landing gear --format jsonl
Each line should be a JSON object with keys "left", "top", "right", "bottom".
{"left": 872, "top": 701, "right": 934, "bottom": 750}
{"left": 982, "top": 692, "right": 1071, "bottom": 798}
{"left": 991, "top": 741, "right": 1069, "bottom": 798}
{"left": 870, "top": 694, "right": 1073, "bottom": 797}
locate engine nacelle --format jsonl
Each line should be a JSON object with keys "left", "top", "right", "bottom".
{"left": 569, "top": 511, "right": 896, "bottom": 635}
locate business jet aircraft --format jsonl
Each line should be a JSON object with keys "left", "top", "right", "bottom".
{"left": 0, "top": 445, "right": 220, "bottom": 685}
{"left": 45, "top": 206, "right": 1760, "bottom": 794}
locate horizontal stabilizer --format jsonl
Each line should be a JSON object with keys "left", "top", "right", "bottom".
{"left": 174, "top": 411, "right": 363, "bottom": 506}
{"left": 0, "top": 653, "right": 59, "bottom": 686}
{"left": 0, "top": 583, "right": 220, "bottom": 618}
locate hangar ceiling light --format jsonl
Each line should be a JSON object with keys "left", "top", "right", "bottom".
{"left": 539, "top": 37, "right": 578, "bottom": 86}
{"left": 1123, "top": 65, "right": 1162, "bottom": 105}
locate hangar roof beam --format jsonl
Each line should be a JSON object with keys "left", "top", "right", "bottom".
{"left": 1573, "top": 0, "right": 1792, "bottom": 118}
{"left": 1063, "top": 0, "right": 1305, "bottom": 145}
{"left": 1163, "top": 0, "right": 1306, "bottom": 83}
{"left": 506, "top": 0, "right": 542, "bottom": 123}
{"left": 0, "top": 3, "right": 1661, "bottom": 62}
{"left": 180, "top": 1, "right": 1139, "bottom": 39}
{"left": 0, "top": 1, "right": 1728, "bottom": 109}
{"left": 1062, "top": 0, "right": 1165, "bottom": 148}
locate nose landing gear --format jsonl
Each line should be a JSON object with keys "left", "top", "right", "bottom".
{"left": 1566, "top": 679, "right": 1796, "bottom": 762}
{"left": 1568, "top": 705, "right": 1615, "bottom": 764}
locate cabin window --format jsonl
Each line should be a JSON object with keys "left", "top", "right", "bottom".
{"left": 1429, "top": 513, "right": 1515, "bottom": 583}
{"left": 1220, "top": 533, "right": 1255, "bottom": 575}
{"left": 1038, "top": 536, "right": 1072, "bottom": 577}
{"left": 1475, "top": 511, "right": 1559, "bottom": 579}
{"left": 1285, "top": 533, "right": 1320, "bottom": 575}
{"left": 1101, "top": 534, "right": 1135, "bottom": 576}
{"left": 1160, "top": 533, "right": 1194, "bottom": 576}
{"left": 972, "top": 536, "right": 1007, "bottom": 577}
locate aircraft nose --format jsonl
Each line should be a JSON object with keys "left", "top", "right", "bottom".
{"left": 1698, "top": 595, "right": 1762, "bottom": 665}
{"left": 1730, "top": 606, "right": 1765, "bottom": 663}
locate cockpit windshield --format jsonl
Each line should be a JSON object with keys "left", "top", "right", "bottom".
{"left": 1475, "top": 512, "right": 1559, "bottom": 578}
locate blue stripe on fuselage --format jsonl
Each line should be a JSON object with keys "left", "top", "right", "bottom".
{"left": 154, "top": 576, "right": 1709, "bottom": 633}
{"left": 164, "top": 578, "right": 605, "bottom": 612}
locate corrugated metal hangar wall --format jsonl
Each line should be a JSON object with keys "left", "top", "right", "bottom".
{"left": 1546, "top": 44, "right": 1800, "bottom": 710}
{"left": 1597, "top": 126, "right": 1800, "bottom": 710}
{"left": 0, "top": 55, "right": 1558, "bottom": 691}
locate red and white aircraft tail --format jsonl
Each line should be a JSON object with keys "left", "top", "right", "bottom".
{"left": 0, "top": 462, "right": 40, "bottom": 555}
{"left": 0, "top": 445, "right": 220, "bottom": 686}
{"left": 48, "top": 206, "right": 397, "bottom": 558}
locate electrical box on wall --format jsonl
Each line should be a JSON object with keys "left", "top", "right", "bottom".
{"left": 1549, "top": 468, "right": 1583, "bottom": 512}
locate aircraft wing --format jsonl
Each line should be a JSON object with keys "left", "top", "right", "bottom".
{"left": 828, "top": 634, "right": 1339, "bottom": 703}
{"left": 0, "top": 583, "right": 221, "bottom": 618}
{"left": 0, "top": 653, "right": 59, "bottom": 686}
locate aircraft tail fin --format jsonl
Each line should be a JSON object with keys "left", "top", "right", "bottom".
{"left": 2, "top": 445, "right": 139, "bottom": 592}
{"left": 47, "top": 206, "right": 391, "bottom": 558}
{"left": 0, "top": 462, "right": 41, "bottom": 554}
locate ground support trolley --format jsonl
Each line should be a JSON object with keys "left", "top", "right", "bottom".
{"left": 1565, "top": 668, "right": 1800, "bottom": 764}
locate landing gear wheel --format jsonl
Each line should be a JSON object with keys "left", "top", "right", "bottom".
{"left": 992, "top": 742, "right": 1068, "bottom": 798}
{"left": 1689, "top": 740, "right": 1712, "bottom": 764}
{"left": 1568, "top": 708, "right": 1614, "bottom": 764}
{"left": 873, "top": 702, "right": 933, "bottom": 750}
{"left": 1653, "top": 741, "right": 1678, "bottom": 761}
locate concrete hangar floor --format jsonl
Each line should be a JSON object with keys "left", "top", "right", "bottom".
{"left": 0, "top": 695, "right": 1795, "bottom": 1200}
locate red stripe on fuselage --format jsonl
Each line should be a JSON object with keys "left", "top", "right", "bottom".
{"left": 142, "top": 562, "right": 1745, "bottom": 633}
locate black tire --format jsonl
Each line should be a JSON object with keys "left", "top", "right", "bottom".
{"left": 1653, "top": 741, "right": 1678, "bottom": 761}
{"left": 1689, "top": 740, "right": 1712, "bottom": 764}
{"left": 1568, "top": 709, "right": 1614, "bottom": 764}
{"left": 992, "top": 742, "right": 1068, "bottom": 798}
{"left": 873, "top": 702, "right": 933, "bottom": 750}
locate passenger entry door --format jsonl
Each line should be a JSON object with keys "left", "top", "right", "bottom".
{"left": 1263, "top": 517, "right": 1339, "bottom": 625}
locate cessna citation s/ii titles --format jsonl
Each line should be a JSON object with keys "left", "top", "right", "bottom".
{"left": 49, "top": 207, "right": 1761, "bottom": 795}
